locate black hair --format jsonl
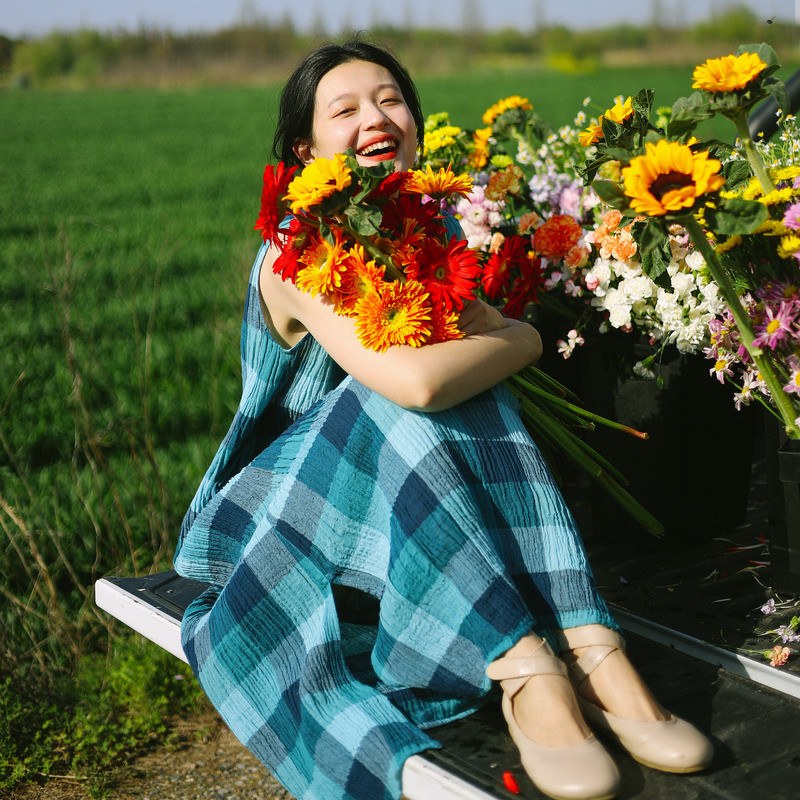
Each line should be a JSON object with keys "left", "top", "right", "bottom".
{"left": 272, "top": 36, "right": 424, "bottom": 168}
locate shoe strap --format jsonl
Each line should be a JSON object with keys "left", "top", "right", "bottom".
{"left": 555, "top": 625, "right": 626, "bottom": 685}
{"left": 486, "top": 641, "right": 568, "bottom": 699}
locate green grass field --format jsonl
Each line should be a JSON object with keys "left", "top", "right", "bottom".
{"left": 0, "top": 59, "right": 785, "bottom": 790}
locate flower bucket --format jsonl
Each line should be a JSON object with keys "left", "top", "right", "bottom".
{"left": 766, "top": 424, "right": 800, "bottom": 595}
{"left": 579, "top": 332, "right": 756, "bottom": 547}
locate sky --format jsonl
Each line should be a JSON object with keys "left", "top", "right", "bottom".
{"left": 1, "top": 0, "right": 795, "bottom": 38}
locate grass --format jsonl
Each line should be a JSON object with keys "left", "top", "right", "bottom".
{"left": 0, "top": 58, "right": 791, "bottom": 792}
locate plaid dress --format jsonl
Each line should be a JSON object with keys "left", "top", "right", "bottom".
{"left": 174, "top": 242, "right": 617, "bottom": 800}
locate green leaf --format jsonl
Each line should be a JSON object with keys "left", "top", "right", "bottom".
{"left": 634, "top": 217, "right": 669, "bottom": 258}
{"left": 705, "top": 197, "right": 768, "bottom": 235}
{"left": 723, "top": 158, "right": 753, "bottom": 189}
{"left": 345, "top": 204, "right": 383, "bottom": 236}
{"left": 765, "top": 79, "right": 790, "bottom": 116}
{"left": 591, "top": 179, "right": 628, "bottom": 209}
{"left": 735, "top": 42, "right": 781, "bottom": 72}
{"left": 669, "top": 92, "right": 712, "bottom": 138}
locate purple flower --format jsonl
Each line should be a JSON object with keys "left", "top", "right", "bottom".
{"left": 761, "top": 598, "right": 776, "bottom": 615}
{"left": 752, "top": 301, "right": 796, "bottom": 350}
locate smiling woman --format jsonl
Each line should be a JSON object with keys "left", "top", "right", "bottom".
{"left": 171, "top": 35, "right": 713, "bottom": 800}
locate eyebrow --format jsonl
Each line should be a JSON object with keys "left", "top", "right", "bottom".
{"left": 326, "top": 83, "right": 401, "bottom": 108}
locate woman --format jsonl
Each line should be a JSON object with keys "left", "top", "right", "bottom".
{"left": 174, "top": 37, "right": 712, "bottom": 800}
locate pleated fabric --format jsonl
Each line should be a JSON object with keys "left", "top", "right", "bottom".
{"left": 174, "top": 241, "right": 617, "bottom": 800}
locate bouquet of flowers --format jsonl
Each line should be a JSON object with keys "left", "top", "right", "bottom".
{"left": 581, "top": 42, "right": 800, "bottom": 438}
{"left": 424, "top": 95, "right": 727, "bottom": 376}
{"left": 254, "top": 151, "right": 664, "bottom": 533}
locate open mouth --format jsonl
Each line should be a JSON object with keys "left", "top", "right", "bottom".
{"left": 357, "top": 137, "right": 399, "bottom": 160}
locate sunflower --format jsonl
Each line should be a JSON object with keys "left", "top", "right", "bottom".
{"left": 482, "top": 95, "right": 533, "bottom": 126}
{"left": 578, "top": 96, "right": 634, "bottom": 147}
{"left": 295, "top": 227, "right": 350, "bottom": 297}
{"left": 405, "top": 237, "right": 482, "bottom": 311}
{"left": 284, "top": 153, "right": 353, "bottom": 215}
{"left": 404, "top": 164, "right": 473, "bottom": 200}
{"left": 354, "top": 280, "right": 432, "bottom": 352}
{"left": 692, "top": 51, "right": 768, "bottom": 94}
{"left": 621, "top": 139, "right": 725, "bottom": 217}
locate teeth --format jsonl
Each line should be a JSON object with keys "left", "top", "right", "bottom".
{"left": 359, "top": 139, "right": 397, "bottom": 156}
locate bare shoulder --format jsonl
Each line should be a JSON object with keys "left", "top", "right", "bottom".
{"left": 257, "top": 246, "right": 308, "bottom": 350}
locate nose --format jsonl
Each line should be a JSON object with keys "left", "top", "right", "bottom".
{"left": 363, "top": 102, "right": 390, "bottom": 129}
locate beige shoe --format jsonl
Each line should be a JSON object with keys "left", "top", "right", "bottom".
{"left": 556, "top": 625, "right": 714, "bottom": 774}
{"left": 487, "top": 637, "right": 620, "bottom": 800}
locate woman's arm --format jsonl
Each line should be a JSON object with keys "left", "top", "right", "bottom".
{"left": 260, "top": 246, "right": 542, "bottom": 412}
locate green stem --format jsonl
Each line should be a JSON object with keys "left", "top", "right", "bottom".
{"left": 731, "top": 111, "right": 776, "bottom": 195}
{"left": 684, "top": 215, "right": 800, "bottom": 439}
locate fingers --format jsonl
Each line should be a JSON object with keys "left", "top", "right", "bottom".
{"left": 458, "top": 299, "right": 508, "bottom": 336}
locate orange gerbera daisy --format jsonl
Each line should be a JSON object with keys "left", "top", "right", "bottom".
{"left": 354, "top": 280, "right": 432, "bottom": 352}
{"left": 482, "top": 95, "right": 533, "bottom": 126}
{"left": 404, "top": 164, "right": 473, "bottom": 200}
{"left": 426, "top": 303, "right": 463, "bottom": 344}
{"left": 334, "top": 245, "right": 386, "bottom": 315}
{"left": 284, "top": 153, "right": 353, "bottom": 215}
{"left": 381, "top": 194, "right": 443, "bottom": 252}
{"left": 295, "top": 227, "right": 350, "bottom": 297}
{"left": 622, "top": 139, "right": 725, "bottom": 217}
{"left": 533, "top": 214, "right": 584, "bottom": 261}
{"left": 692, "top": 51, "right": 768, "bottom": 94}
{"left": 406, "top": 237, "right": 482, "bottom": 311}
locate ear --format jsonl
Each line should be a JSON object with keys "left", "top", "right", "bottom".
{"left": 293, "top": 139, "right": 314, "bottom": 166}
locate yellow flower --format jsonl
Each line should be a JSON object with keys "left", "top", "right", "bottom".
{"left": 715, "top": 234, "right": 742, "bottom": 255}
{"left": 424, "top": 125, "right": 463, "bottom": 152}
{"left": 579, "top": 123, "right": 603, "bottom": 147}
{"left": 470, "top": 126, "right": 492, "bottom": 169}
{"left": 482, "top": 95, "right": 533, "bottom": 126}
{"left": 692, "top": 51, "right": 768, "bottom": 94}
{"left": 779, "top": 233, "right": 800, "bottom": 259}
{"left": 622, "top": 139, "right": 726, "bottom": 217}
{"left": 353, "top": 280, "right": 432, "bottom": 352}
{"left": 578, "top": 97, "right": 634, "bottom": 146}
{"left": 605, "top": 96, "right": 634, "bottom": 125}
{"left": 284, "top": 153, "right": 352, "bottom": 215}
{"left": 405, "top": 164, "right": 473, "bottom": 199}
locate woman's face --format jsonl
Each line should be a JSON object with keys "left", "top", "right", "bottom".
{"left": 295, "top": 59, "right": 418, "bottom": 172}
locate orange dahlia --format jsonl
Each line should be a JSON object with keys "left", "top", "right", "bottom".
{"left": 284, "top": 153, "right": 353, "bottom": 215}
{"left": 354, "top": 280, "right": 432, "bottom": 352}
{"left": 533, "top": 214, "right": 584, "bottom": 261}
{"left": 692, "top": 51, "right": 768, "bottom": 94}
{"left": 622, "top": 139, "right": 725, "bottom": 217}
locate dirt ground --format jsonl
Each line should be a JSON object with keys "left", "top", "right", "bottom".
{"left": 3, "top": 711, "right": 294, "bottom": 800}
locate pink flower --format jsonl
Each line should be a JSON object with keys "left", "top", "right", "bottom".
{"left": 752, "top": 301, "right": 796, "bottom": 350}
{"left": 784, "top": 357, "right": 800, "bottom": 396}
{"left": 783, "top": 201, "right": 800, "bottom": 231}
{"left": 769, "top": 645, "right": 790, "bottom": 667}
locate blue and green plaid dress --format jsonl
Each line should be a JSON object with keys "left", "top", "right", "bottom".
{"left": 174, "top": 241, "right": 617, "bottom": 800}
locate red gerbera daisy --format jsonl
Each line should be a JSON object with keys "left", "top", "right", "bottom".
{"left": 381, "top": 194, "right": 444, "bottom": 254}
{"left": 406, "top": 236, "right": 481, "bottom": 312}
{"left": 272, "top": 218, "right": 316, "bottom": 283}
{"left": 503, "top": 254, "right": 543, "bottom": 318}
{"left": 254, "top": 162, "right": 298, "bottom": 244}
{"left": 482, "top": 234, "right": 530, "bottom": 300}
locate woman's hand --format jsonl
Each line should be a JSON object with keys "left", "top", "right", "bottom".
{"left": 457, "top": 299, "right": 509, "bottom": 336}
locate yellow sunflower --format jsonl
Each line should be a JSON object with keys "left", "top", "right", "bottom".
{"left": 579, "top": 96, "right": 634, "bottom": 147}
{"left": 482, "top": 95, "right": 533, "bottom": 126}
{"left": 405, "top": 164, "right": 473, "bottom": 200}
{"left": 353, "top": 280, "right": 432, "bottom": 352}
{"left": 691, "top": 51, "right": 768, "bottom": 94}
{"left": 622, "top": 139, "right": 725, "bottom": 217}
{"left": 284, "top": 153, "right": 352, "bottom": 215}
